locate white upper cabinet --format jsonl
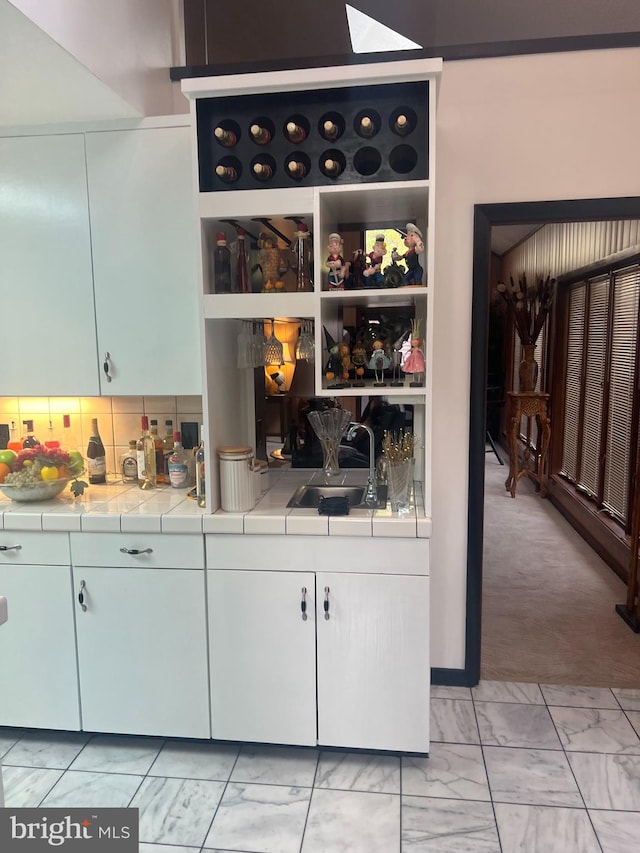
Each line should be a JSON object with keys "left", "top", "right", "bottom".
{"left": 85, "top": 124, "right": 201, "bottom": 395}
{"left": 0, "top": 134, "right": 100, "bottom": 396}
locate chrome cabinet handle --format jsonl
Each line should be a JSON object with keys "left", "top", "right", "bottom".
{"left": 78, "top": 579, "right": 87, "bottom": 612}
{"left": 0, "top": 544, "right": 22, "bottom": 552}
{"left": 103, "top": 352, "right": 112, "bottom": 382}
{"left": 324, "top": 586, "right": 330, "bottom": 620}
{"left": 301, "top": 586, "right": 308, "bottom": 621}
{"left": 120, "top": 547, "right": 153, "bottom": 555}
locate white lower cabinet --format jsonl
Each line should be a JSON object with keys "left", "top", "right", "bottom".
{"left": 72, "top": 566, "right": 210, "bottom": 738}
{"left": 0, "top": 563, "right": 80, "bottom": 730}
{"left": 208, "top": 567, "right": 430, "bottom": 752}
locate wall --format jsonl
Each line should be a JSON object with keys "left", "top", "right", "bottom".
{"left": 432, "top": 47, "right": 640, "bottom": 670}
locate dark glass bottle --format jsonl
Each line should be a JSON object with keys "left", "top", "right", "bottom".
{"left": 22, "top": 419, "right": 39, "bottom": 448}
{"left": 285, "top": 121, "right": 307, "bottom": 143}
{"left": 236, "top": 227, "right": 249, "bottom": 293}
{"left": 287, "top": 160, "right": 307, "bottom": 179}
{"left": 214, "top": 126, "right": 237, "bottom": 147}
{"left": 250, "top": 124, "right": 271, "bottom": 144}
{"left": 213, "top": 232, "right": 231, "bottom": 293}
{"left": 215, "top": 164, "right": 238, "bottom": 183}
{"left": 322, "top": 157, "right": 343, "bottom": 177}
{"left": 86, "top": 418, "right": 106, "bottom": 484}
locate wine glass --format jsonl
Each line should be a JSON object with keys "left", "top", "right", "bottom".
{"left": 295, "top": 320, "right": 315, "bottom": 361}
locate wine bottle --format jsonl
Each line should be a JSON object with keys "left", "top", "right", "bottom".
{"left": 136, "top": 416, "right": 156, "bottom": 489}
{"left": 236, "top": 227, "right": 249, "bottom": 293}
{"left": 285, "top": 121, "right": 307, "bottom": 143}
{"left": 213, "top": 231, "right": 231, "bottom": 293}
{"left": 252, "top": 162, "right": 273, "bottom": 181}
{"left": 215, "top": 164, "right": 238, "bottom": 183}
{"left": 86, "top": 418, "right": 106, "bottom": 484}
{"left": 358, "top": 115, "right": 377, "bottom": 137}
{"left": 21, "top": 420, "right": 39, "bottom": 448}
{"left": 322, "top": 119, "right": 339, "bottom": 140}
{"left": 214, "top": 126, "right": 237, "bottom": 147}
{"left": 394, "top": 114, "right": 410, "bottom": 135}
{"left": 287, "top": 160, "right": 307, "bottom": 179}
{"left": 149, "top": 419, "right": 167, "bottom": 484}
{"left": 250, "top": 124, "right": 271, "bottom": 144}
{"left": 322, "top": 157, "right": 343, "bottom": 177}
{"left": 195, "top": 426, "right": 206, "bottom": 507}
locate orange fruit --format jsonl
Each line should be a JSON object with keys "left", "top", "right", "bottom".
{"left": 0, "top": 462, "right": 10, "bottom": 483}
{"left": 57, "top": 466, "right": 70, "bottom": 480}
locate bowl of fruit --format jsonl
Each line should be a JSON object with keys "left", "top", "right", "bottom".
{"left": 0, "top": 446, "right": 87, "bottom": 502}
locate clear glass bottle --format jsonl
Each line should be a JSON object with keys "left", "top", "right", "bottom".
{"left": 213, "top": 231, "right": 232, "bottom": 293}
{"left": 168, "top": 432, "right": 194, "bottom": 488}
{"left": 86, "top": 418, "right": 107, "bottom": 484}
{"left": 22, "top": 420, "right": 39, "bottom": 448}
{"left": 136, "top": 416, "right": 156, "bottom": 489}
{"left": 163, "top": 420, "right": 174, "bottom": 477}
{"left": 121, "top": 440, "right": 139, "bottom": 483}
{"left": 195, "top": 425, "right": 206, "bottom": 507}
{"left": 236, "top": 227, "right": 249, "bottom": 293}
{"left": 291, "top": 223, "right": 313, "bottom": 291}
{"left": 149, "top": 420, "right": 167, "bottom": 484}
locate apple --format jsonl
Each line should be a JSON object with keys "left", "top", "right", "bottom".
{"left": 68, "top": 450, "right": 84, "bottom": 475}
{"left": 0, "top": 449, "right": 17, "bottom": 467}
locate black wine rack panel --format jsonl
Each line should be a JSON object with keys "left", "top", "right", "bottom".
{"left": 197, "top": 81, "right": 429, "bottom": 192}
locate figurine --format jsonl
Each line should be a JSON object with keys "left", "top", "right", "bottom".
{"left": 351, "top": 342, "right": 367, "bottom": 386}
{"left": 402, "top": 319, "right": 426, "bottom": 386}
{"left": 323, "top": 326, "right": 343, "bottom": 386}
{"left": 338, "top": 342, "right": 353, "bottom": 386}
{"left": 258, "top": 232, "right": 286, "bottom": 292}
{"left": 368, "top": 339, "right": 391, "bottom": 386}
{"left": 326, "top": 233, "right": 350, "bottom": 290}
{"left": 350, "top": 249, "right": 367, "bottom": 289}
{"left": 362, "top": 233, "right": 386, "bottom": 286}
{"left": 391, "top": 223, "right": 425, "bottom": 285}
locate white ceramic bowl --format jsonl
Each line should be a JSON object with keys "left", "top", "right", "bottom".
{"left": 0, "top": 477, "right": 72, "bottom": 502}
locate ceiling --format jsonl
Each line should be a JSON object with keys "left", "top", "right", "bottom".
{"left": 0, "top": 0, "right": 139, "bottom": 127}
{"left": 491, "top": 224, "right": 541, "bottom": 256}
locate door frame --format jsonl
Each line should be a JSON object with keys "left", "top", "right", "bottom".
{"left": 466, "top": 196, "right": 640, "bottom": 686}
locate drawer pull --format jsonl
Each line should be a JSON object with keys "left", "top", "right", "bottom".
{"left": 78, "top": 579, "right": 87, "bottom": 612}
{"left": 0, "top": 544, "right": 22, "bottom": 552}
{"left": 119, "top": 547, "right": 153, "bottom": 556}
{"left": 324, "top": 586, "right": 330, "bottom": 620}
{"left": 301, "top": 586, "right": 307, "bottom": 621}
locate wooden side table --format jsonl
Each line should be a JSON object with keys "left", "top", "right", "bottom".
{"left": 504, "top": 392, "right": 551, "bottom": 498}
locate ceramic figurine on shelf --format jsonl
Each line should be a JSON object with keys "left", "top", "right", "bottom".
{"left": 392, "top": 223, "right": 425, "bottom": 286}
{"left": 350, "top": 249, "right": 367, "bottom": 289}
{"left": 258, "top": 232, "right": 287, "bottom": 292}
{"left": 402, "top": 319, "right": 426, "bottom": 386}
{"left": 326, "top": 233, "right": 350, "bottom": 290}
{"left": 351, "top": 342, "right": 367, "bottom": 386}
{"left": 368, "top": 339, "right": 391, "bottom": 386}
{"left": 362, "top": 233, "right": 387, "bottom": 286}
{"left": 323, "top": 326, "right": 343, "bottom": 386}
{"left": 339, "top": 342, "right": 353, "bottom": 386}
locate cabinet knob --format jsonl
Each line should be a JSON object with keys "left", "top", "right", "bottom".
{"left": 103, "top": 352, "right": 112, "bottom": 382}
{"left": 119, "top": 547, "right": 153, "bottom": 556}
{"left": 324, "top": 586, "right": 330, "bottom": 620}
{"left": 301, "top": 586, "right": 308, "bottom": 621}
{"left": 0, "top": 544, "right": 22, "bottom": 552}
{"left": 78, "top": 579, "right": 87, "bottom": 612}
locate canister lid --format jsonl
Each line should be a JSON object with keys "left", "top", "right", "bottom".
{"left": 218, "top": 445, "right": 253, "bottom": 458}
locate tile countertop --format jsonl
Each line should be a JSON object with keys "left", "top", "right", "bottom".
{"left": 0, "top": 470, "right": 431, "bottom": 538}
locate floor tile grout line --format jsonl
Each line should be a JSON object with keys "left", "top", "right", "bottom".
{"left": 296, "top": 748, "right": 322, "bottom": 853}
{"left": 195, "top": 743, "right": 243, "bottom": 850}
{"left": 472, "top": 693, "right": 504, "bottom": 853}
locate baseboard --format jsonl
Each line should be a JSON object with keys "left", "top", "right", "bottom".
{"left": 431, "top": 667, "right": 477, "bottom": 687}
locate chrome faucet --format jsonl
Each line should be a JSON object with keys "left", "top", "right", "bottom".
{"left": 346, "top": 422, "right": 377, "bottom": 506}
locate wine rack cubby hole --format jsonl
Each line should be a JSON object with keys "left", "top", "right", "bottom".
{"left": 197, "top": 82, "right": 428, "bottom": 192}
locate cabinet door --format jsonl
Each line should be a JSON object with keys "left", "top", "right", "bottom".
{"left": 85, "top": 126, "right": 201, "bottom": 395}
{"left": 0, "top": 134, "right": 99, "bottom": 395}
{"left": 208, "top": 570, "right": 316, "bottom": 746}
{"left": 317, "top": 572, "right": 429, "bottom": 752}
{"left": 0, "top": 564, "right": 80, "bottom": 730}
{"left": 73, "top": 566, "right": 209, "bottom": 738}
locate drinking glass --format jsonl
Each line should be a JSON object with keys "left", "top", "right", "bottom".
{"left": 387, "top": 458, "right": 414, "bottom": 514}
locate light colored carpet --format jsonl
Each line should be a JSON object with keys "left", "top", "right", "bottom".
{"left": 481, "top": 449, "right": 640, "bottom": 687}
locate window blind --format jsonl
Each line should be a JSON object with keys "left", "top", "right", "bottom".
{"left": 561, "top": 284, "right": 586, "bottom": 482}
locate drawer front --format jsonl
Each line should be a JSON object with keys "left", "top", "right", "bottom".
{"left": 70, "top": 532, "right": 204, "bottom": 569}
{"left": 0, "top": 531, "right": 70, "bottom": 565}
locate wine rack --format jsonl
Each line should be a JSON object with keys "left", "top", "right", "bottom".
{"left": 197, "top": 82, "right": 428, "bottom": 192}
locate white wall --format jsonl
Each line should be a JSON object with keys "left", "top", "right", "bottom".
{"left": 9, "top": 0, "right": 185, "bottom": 117}
{"left": 432, "top": 47, "right": 640, "bottom": 669}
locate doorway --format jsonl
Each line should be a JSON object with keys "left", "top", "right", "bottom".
{"left": 467, "top": 196, "right": 640, "bottom": 686}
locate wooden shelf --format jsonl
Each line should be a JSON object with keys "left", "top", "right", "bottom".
{"left": 203, "top": 291, "right": 316, "bottom": 320}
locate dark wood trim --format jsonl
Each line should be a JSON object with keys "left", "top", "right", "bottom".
{"left": 431, "top": 668, "right": 474, "bottom": 687}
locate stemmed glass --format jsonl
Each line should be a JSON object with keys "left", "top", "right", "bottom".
{"left": 263, "top": 318, "right": 284, "bottom": 366}
{"left": 295, "top": 319, "right": 315, "bottom": 361}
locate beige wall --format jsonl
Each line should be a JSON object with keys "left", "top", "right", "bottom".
{"left": 432, "top": 47, "right": 640, "bottom": 669}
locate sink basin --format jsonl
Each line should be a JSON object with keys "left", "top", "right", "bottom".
{"left": 287, "top": 483, "right": 387, "bottom": 509}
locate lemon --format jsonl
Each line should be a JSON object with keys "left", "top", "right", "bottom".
{"left": 41, "top": 466, "right": 59, "bottom": 481}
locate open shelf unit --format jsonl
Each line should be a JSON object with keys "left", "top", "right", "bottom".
{"left": 182, "top": 58, "right": 441, "bottom": 513}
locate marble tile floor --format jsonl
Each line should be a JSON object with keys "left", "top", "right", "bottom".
{"left": 3, "top": 680, "right": 640, "bottom": 852}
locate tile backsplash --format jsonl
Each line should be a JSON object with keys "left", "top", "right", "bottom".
{"left": 0, "top": 396, "right": 203, "bottom": 478}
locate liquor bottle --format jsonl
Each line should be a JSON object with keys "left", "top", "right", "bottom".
{"left": 322, "top": 119, "right": 340, "bottom": 140}
{"left": 120, "top": 440, "right": 139, "bottom": 483}
{"left": 163, "top": 420, "right": 175, "bottom": 477}
{"left": 168, "top": 432, "right": 194, "bottom": 488}
{"left": 136, "top": 416, "right": 156, "bottom": 489}
{"left": 291, "top": 223, "right": 313, "bottom": 292}
{"left": 149, "top": 420, "right": 167, "bottom": 484}
{"left": 195, "top": 426, "right": 206, "bottom": 507}
{"left": 44, "top": 419, "right": 60, "bottom": 449}
{"left": 86, "top": 418, "right": 107, "bottom": 484}
{"left": 215, "top": 164, "right": 238, "bottom": 183}
{"left": 252, "top": 161, "right": 273, "bottom": 181}
{"left": 287, "top": 160, "right": 307, "bottom": 179}
{"left": 214, "top": 126, "right": 237, "bottom": 147}
{"left": 285, "top": 121, "right": 307, "bottom": 143}
{"left": 322, "top": 157, "right": 343, "bottom": 177}
{"left": 358, "top": 115, "right": 377, "bottom": 137}
{"left": 250, "top": 123, "right": 271, "bottom": 144}
{"left": 236, "top": 227, "right": 249, "bottom": 294}
{"left": 213, "top": 231, "right": 232, "bottom": 293}
{"left": 22, "top": 420, "right": 39, "bottom": 448}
